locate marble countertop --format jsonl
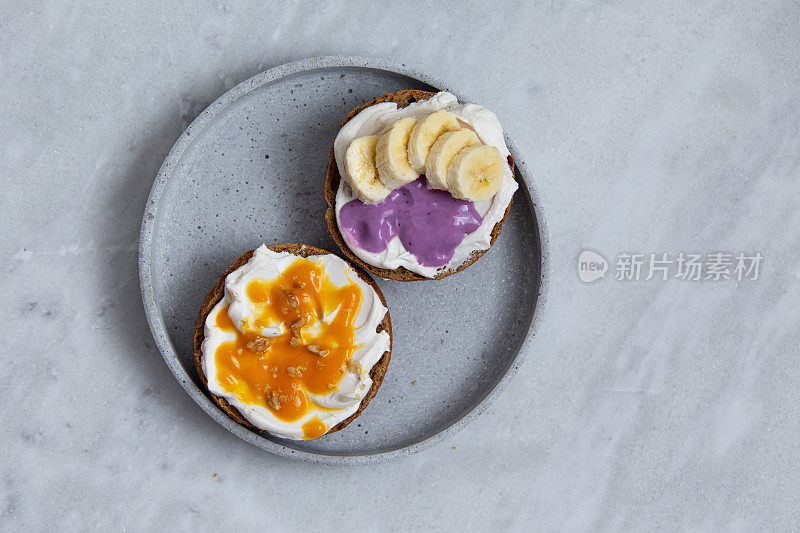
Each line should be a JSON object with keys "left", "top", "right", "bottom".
{"left": 3, "top": 1, "right": 799, "bottom": 530}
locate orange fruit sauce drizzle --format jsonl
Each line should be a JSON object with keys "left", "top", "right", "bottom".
{"left": 213, "top": 257, "right": 363, "bottom": 438}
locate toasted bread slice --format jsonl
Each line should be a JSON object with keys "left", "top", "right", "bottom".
{"left": 324, "top": 89, "right": 515, "bottom": 281}
{"left": 193, "top": 243, "right": 392, "bottom": 436}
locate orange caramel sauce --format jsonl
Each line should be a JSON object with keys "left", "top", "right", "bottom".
{"left": 301, "top": 416, "right": 328, "bottom": 439}
{"left": 213, "top": 257, "right": 363, "bottom": 426}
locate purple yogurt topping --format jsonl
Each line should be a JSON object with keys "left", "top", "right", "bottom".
{"left": 338, "top": 177, "right": 482, "bottom": 268}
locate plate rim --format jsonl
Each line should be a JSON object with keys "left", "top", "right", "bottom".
{"left": 138, "top": 55, "right": 551, "bottom": 465}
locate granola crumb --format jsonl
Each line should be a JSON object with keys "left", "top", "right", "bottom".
{"left": 283, "top": 290, "right": 299, "bottom": 308}
{"left": 307, "top": 344, "right": 328, "bottom": 356}
{"left": 246, "top": 336, "right": 270, "bottom": 352}
{"left": 267, "top": 392, "right": 281, "bottom": 410}
{"left": 290, "top": 317, "right": 305, "bottom": 336}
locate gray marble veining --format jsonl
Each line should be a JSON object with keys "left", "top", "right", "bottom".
{"left": 2, "top": 1, "right": 799, "bottom": 530}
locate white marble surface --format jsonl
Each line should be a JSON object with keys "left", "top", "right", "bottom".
{"left": 3, "top": 1, "right": 800, "bottom": 530}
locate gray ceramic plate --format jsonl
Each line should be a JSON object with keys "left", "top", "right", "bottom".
{"left": 139, "top": 56, "right": 548, "bottom": 464}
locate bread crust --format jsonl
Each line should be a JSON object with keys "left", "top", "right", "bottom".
{"left": 324, "top": 89, "right": 516, "bottom": 281}
{"left": 192, "top": 243, "right": 392, "bottom": 437}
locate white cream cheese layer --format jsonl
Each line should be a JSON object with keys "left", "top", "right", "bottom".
{"left": 333, "top": 92, "right": 518, "bottom": 278}
{"left": 200, "top": 245, "right": 391, "bottom": 440}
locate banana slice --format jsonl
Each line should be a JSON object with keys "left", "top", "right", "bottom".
{"left": 447, "top": 144, "right": 505, "bottom": 201}
{"left": 344, "top": 135, "right": 391, "bottom": 204}
{"left": 375, "top": 117, "right": 419, "bottom": 189}
{"left": 407, "top": 110, "right": 461, "bottom": 173}
{"left": 425, "top": 129, "right": 480, "bottom": 190}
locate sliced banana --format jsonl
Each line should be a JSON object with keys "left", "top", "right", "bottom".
{"left": 425, "top": 129, "right": 480, "bottom": 190}
{"left": 343, "top": 135, "right": 390, "bottom": 204}
{"left": 447, "top": 144, "right": 505, "bottom": 201}
{"left": 375, "top": 117, "right": 419, "bottom": 189}
{"left": 407, "top": 110, "right": 461, "bottom": 173}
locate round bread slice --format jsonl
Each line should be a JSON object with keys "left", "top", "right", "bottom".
{"left": 193, "top": 243, "right": 392, "bottom": 437}
{"left": 324, "top": 89, "right": 516, "bottom": 281}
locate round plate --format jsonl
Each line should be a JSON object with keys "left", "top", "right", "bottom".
{"left": 139, "top": 56, "right": 548, "bottom": 464}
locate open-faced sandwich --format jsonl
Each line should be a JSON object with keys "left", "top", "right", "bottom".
{"left": 193, "top": 243, "right": 392, "bottom": 440}
{"left": 325, "top": 90, "right": 518, "bottom": 280}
